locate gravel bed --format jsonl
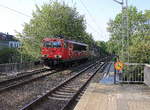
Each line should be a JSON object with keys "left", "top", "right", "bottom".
{"left": 29, "top": 62, "right": 102, "bottom": 110}
{"left": 90, "top": 62, "right": 109, "bottom": 83}
{"left": 68, "top": 62, "right": 108, "bottom": 110}
{"left": 0, "top": 61, "right": 92, "bottom": 110}
{"left": 0, "top": 67, "right": 45, "bottom": 82}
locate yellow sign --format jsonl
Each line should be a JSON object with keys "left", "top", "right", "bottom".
{"left": 114, "top": 61, "right": 124, "bottom": 71}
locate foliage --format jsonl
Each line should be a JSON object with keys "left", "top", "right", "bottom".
{"left": 95, "top": 41, "right": 108, "bottom": 56}
{"left": 0, "top": 48, "right": 19, "bottom": 64}
{"left": 127, "top": 36, "right": 150, "bottom": 63}
{"left": 107, "top": 6, "right": 150, "bottom": 63}
{"left": 18, "top": 1, "right": 97, "bottom": 60}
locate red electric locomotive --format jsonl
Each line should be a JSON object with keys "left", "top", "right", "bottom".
{"left": 41, "top": 37, "right": 89, "bottom": 66}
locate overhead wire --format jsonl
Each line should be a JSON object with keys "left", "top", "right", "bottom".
{"left": 68, "top": 0, "right": 99, "bottom": 41}
{"left": 78, "top": 0, "right": 105, "bottom": 38}
{"left": 0, "top": 4, "right": 31, "bottom": 18}
{"left": 0, "top": 1, "right": 104, "bottom": 39}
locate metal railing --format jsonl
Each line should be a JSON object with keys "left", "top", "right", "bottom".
{"left": 0, "top": 62, "right": 43, "bottom": 76}
{"left": 144, "top": 64, "right": 150, "bottom": 86}
{"left": 118, "top": 63, "right": 144, "bottom": 83}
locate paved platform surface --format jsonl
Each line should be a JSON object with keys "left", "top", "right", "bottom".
{"left": 74, "top": 83, "right": 150, "bottom": 110}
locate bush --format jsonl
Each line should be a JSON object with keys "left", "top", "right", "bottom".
{"left": 0, "top": 48, "right": 20, "bottom": 64}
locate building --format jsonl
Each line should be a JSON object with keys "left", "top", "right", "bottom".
{"left": 0, "top": 32, "right": 21, "bottom": 49}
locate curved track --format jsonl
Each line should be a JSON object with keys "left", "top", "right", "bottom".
{"left": 20, "top": 60, "right": 106, "bottom": 110}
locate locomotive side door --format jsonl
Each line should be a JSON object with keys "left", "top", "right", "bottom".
{"left": 63, "top": 41, "right": 68, "bottom": 59}
{"left": 68, "top": 43, "right": 73, "bottom": 59}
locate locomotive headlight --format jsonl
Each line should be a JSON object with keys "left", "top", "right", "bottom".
{"left": 42, "top": 54, "right": 48, "bottom": 57}
{"left": 55, "top": 55, "right": 62, "bottom": 58}
{"left": 58, "top": 55, "right": 62, "bottom": 58}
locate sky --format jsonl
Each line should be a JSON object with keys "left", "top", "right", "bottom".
{"left": 0, "top": 0, "right": 150, "bottom": 41}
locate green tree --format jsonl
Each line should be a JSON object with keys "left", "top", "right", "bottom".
{"left": 107, "top": 6, "right": 150, "bottom": 63}
{"left": 107, "top": 6, "right": 144, "bottom": 54}
{"left": 20, "top": 1, "right": 93, "bottom": 60}
{"left": 127, "top": 36, "right": 150, "bottom": 63}
{"left": 95, "top": 41, "right": 108, "bottom": 56}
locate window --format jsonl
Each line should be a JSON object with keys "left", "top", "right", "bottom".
{"left": 73, "top": 44, "right": 87, "bottom": 51}
{"left": 43, "top": 41, "right": 61, "bottom": 48}
{"left": 53, "top": 41, "right": 61, "bottom": 48}
{"left": 43, "top": 42, "right": 52, "bottom": 48}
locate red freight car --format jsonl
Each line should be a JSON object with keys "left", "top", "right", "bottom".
{"left": 41, "top": 38, "right": 89, "bottom": 66}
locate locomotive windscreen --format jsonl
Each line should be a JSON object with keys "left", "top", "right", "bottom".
{"left": 43, "top": 41, "right": 61, "bottom": 48}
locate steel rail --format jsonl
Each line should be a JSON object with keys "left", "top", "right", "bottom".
{"left": 103, "top": 62, "right": 112, "bottom": 78}
{"left": 0, "top": 60, "right": 98, "bottom": 93}
{"left": 0, "top": 69, "right": 61, "bottom": 93}
{"left": 61, "top": 62, "right": 106, "bottom": 110}
{"left": 20, "top": 61, "right": 102, "bottom": 110}
{"left": 0, "top": 68, "right": 49, "bottom": 85}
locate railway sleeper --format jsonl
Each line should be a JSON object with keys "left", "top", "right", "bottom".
{"left": 58, "top": 89, "right": 76, "bottom": 93}
{"left": 61, "top": 87, "right": 79, "bottom": 91}
{"left": 55, "top": 91, "right": 75, "bottom": 95}
{"left": 48, "top": 96, "right": 70, "bottom": 101}
{"left": 51, "top": 93, "right": 74, "bottom": 98}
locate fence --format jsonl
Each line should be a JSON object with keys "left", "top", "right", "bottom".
{"left": 0, "top": 62, "right": 43, "bottom": 76}
{"left": 144, "top": 64, "right": 150, "bottom": 86}
{"left": 118, "top": 63, "right": 144, "bottom": 83}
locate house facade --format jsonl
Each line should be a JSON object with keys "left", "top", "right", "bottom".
{"left": 0, "top": 32, "right": 21, "bottom": 49}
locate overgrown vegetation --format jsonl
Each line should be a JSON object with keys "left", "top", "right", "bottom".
{"left": 107, "top": 6, "right": 150, "bottom": 63}
{"left": 0, "top": 48, "right": 19, "bottom": 64}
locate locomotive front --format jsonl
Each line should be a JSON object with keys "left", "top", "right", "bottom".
{"left": 41, "top": 38, "right": 64, "bottom": 66}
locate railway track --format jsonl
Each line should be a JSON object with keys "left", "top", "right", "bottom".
{"left": 0, "top": 68, "right": 61, "bottom": 93}
{"left": 103, "top": 62, "right": 112, "bottom": 78}
{"left": 0, "top": 68, "right": 49, "bottom": 85}
{"left": 20, "top": 60, "right": 106, "bottom": 110}
{"left": 0, "top": 60, "right": 96, "bottom": 93}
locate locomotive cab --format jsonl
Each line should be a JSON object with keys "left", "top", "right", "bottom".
{"left": 41, "top": 38, "right": 64, "bottom": 66}
{"left": 42, "top": 39, "right": 63, "bottom": 59}
{"left": 41, "top": 37, "right": 89, "bottom": 67}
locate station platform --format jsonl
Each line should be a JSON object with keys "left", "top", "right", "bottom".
{"left": 74, "top": 63, "right": 150, "bottom": 110}
{"left": 74, "top": 83, "right": 150, "bottom": 110}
